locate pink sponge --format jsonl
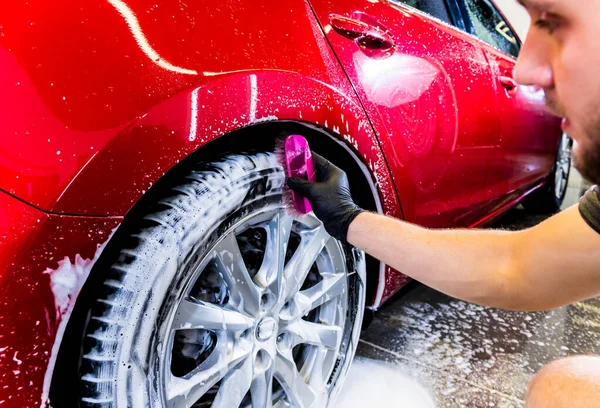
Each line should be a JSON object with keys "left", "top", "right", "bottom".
{"left": 283, "top": 135, "right": 315, "bottom": 214}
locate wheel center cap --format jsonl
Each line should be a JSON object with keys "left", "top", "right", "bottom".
{"left": 256, "top": 317, "right": 277, "bottom": 341}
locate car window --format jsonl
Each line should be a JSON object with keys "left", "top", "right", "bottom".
{"left": 389, "top": 0, "right": 452, "bottom": 25}
{"left": 463, "top": 0, "right": 520, "bottom": 58}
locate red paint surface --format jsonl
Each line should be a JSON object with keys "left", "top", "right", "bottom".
{"left": 310, "top": 0, "right": 560, "bottom": 229}
{"left": 483, "top": 47, "right": 561, "bottom": 214}
{"left": 0, "top": 192, "right": 122, "bottom": 407}
{"left": 308, "top": 0, "right": 559, "bottom": 305}
{"left": 0, "top": 0, "right": 560, "bottom": 403}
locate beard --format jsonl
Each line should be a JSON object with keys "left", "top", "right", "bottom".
{"left": 565, "top": 101, "right": 600, "bottom": 184}
{"left": 573, "top": 139, "right": 600, "bottom": 185}
{"left": 573, "top": 112, "right": 600, "bottom": 184}
{"left": 545, "top": 80, "right": 600, "bottom": 183}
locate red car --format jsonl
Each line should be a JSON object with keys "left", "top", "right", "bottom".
{"left": 0, "top": 0, "right": 567, "bottom": 406}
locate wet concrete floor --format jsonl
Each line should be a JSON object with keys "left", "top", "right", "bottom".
{"left": 344, "top": 169, "right": 600, "bottom": 407}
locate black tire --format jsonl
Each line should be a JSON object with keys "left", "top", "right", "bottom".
{"left": 523, "top": 133, "right": 573, "bottom": 213}
{"left": 78, "top": 153, "right": 365, "bottom": 408}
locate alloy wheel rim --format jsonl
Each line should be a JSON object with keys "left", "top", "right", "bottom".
{"left": 157, "top": 207, "right": 348, "bottom": 408}
{"left": 555, "top": 132, "right": 572, "bottom": 200}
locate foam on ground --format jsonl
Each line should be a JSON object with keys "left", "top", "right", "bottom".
{"left": 334, "top": 358, "right": 436, "bottom": 408}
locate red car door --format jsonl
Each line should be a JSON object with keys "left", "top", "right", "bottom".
{"left": 308, "top": 0, "right": 502, "bottom": 228}
{"left": 460, "top": 0, "right": 562, "bottom": 208}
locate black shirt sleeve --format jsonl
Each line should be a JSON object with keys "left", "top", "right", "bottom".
{"left": 579, "top": 185, "right": 600, "bottom": 235}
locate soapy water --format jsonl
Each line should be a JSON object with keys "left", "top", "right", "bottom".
{"left": 334, "top": 358, "right": 437, "bottom": 408}
{"left": 45, "top": 358, "right": 436, "bottom": 408}
{"left": 41, "top": 236, "right": 114, "bottom": 408}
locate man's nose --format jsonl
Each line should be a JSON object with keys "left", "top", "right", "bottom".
{"left": 514, "top": 32, "right": 554, "bottom": 88}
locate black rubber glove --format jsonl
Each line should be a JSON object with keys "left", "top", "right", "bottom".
{"left": 287, "top": 153, "right": 363, "bottom": 244}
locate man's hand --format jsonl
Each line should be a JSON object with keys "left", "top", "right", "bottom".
{"left": 286, "top": 153, "right": 363, "bottom": 243}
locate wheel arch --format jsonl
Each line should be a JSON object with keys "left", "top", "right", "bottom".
{"left": 49, "top": 71, "right": 401, "bottom": 219}
{"left": 115, "top": 119, "right": 387, "bottom": 314}
{"left": 101, "top": 119, "right": 388, "bottom": 323}
{"left": 48, "top": 70, "right": 402, "bottom": 313}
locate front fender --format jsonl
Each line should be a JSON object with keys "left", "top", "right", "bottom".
{"left": 53, "top": 71, "right": 402, "bottom": 219}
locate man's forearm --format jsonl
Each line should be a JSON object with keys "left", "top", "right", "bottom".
{"left": 347, "top": 212, "right": 520, "bottom": 308}
{"left": 287, "top": 154, "right": 600, "bottom": 310}
{"left": 348, "top": 207, "right": 600, "bottom": 311}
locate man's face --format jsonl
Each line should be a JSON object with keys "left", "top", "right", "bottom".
{"left": 515, "top": 0, "right": 600, "bottom": 184}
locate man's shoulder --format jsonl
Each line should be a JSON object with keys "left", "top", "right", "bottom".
{"left": 579, "top": 186, "right": 600, "bottom": 234}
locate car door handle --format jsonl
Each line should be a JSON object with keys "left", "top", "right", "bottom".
{"left": 329, "top": 13, "right": 395, "bottom": 58}
{"left": 499, "top": 76, "right": 518, "bottom": 91}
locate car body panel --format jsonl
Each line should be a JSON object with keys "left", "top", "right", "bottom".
{"left": 450, "top": 0, "right": 562, "bottom": 215}
{"left": 48, "top": 72, "right": 400, "bottom": 217}
{"left": 0, "top": 192, "right": 122, "bottom": 407}
{"left": 0, "top": 0, "right": 398, "bottom": 216}
{"left": 310, "top": 0, "right": 505, "bottom": 229}
{"left": 484, "top": 47, "right": 561, "bottom": 210}
{"left": 311, "top": 0, "right": 560, "bottom": 303}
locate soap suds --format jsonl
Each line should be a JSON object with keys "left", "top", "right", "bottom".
{"left": 45, "top": 254, "right": 95, "bottom": 321}
{"left": 361, "top": 290, "right": 600, "bottom": 403}
{"left": 40, "top": 234, "right": 114, "bottom": 408}
{"left": 334, "top": 358, "right": 436, "bottom": 408}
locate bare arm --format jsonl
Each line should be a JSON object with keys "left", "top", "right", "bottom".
{"left": 348, "top": 205, "right": 600, "bottom": 311}
{"left": 287, "top": 154, "right": 600, "bottom": 311}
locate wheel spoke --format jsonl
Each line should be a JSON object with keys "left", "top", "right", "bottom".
{"left": 167, "top": 334, "right": 249, "bottom": 407}
{"left": 295, "top": 273, "right": 346, "bottom": 318}
{"left": 274, "top": 212, "right": 294, "bottom": 300}
{"left": 275, "top": 351, "right": 320, "bottom": 408}
{"left": 255, "top": 212, "right": 293, "bottom": 293}
{"left": 279, "top": 212, "right": 294, "bottom": 256}
{"left": 211, "top": 356, "right": 254, "bottom": 408}
{"left": 555, "top": 169, "right": 563, "bottom": 197}
{"left": 299, "top": 347, "right": 327, "bottom": 387}
{"left": 562, "top": 134, "right": 571, "bottom": 154}
{"left": 284, "top": 226, "right": 330, "bottom": 301}
{"left": 554, "top": 133, "right": 572, "bottom": 200}
{"left": 173, "top": 298, "right": 254, "bottom": 332}
{"left": 251, "top": 364, "right": 274, "bottom": 408}
{"left": 214, "top": 233, "right": 261, "bottom": 315}
{"left": 283, "top": 320, "right": 342, "bottom": 350}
